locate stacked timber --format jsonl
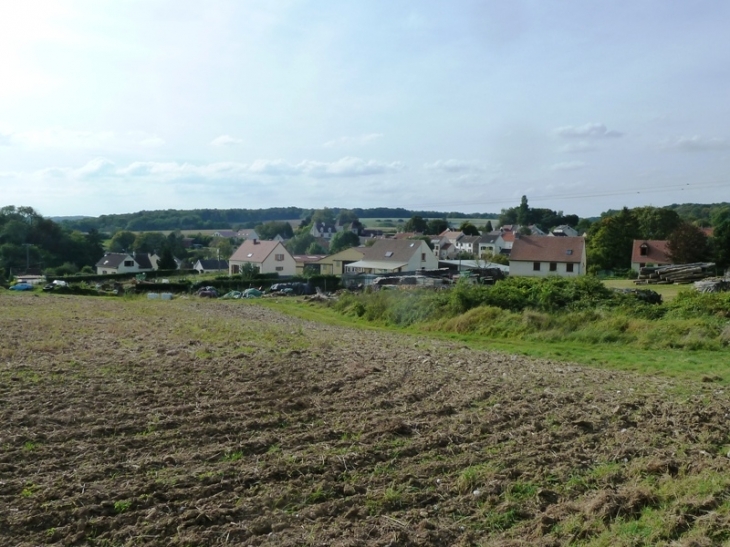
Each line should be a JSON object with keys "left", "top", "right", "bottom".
{"left": 635, "top": 262, "right": 716, "bottom": 285}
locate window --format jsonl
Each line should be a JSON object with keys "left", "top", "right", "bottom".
{"left": 275, "top": 266, "right": 283, "bottom": 271}
{"left": 421, "top": 253, "right": 426, "bottom": 261}
{"left": 385, "top": 251, "right": 394, "bottom": 257}
{"left": 640, "top": 244, "right": 648, "bottom": 256}
{"left": 549, "top": 262, "right": 557, "bottom": 272}
{"left": 124, "top": 260, "right": 134, "bottom": 267}
{"left": 566, "top": 263, "right": 574, "bottom": 273}
{"left": 533, "top": 262, "right": 540, "bottom": 271}
{"left": 275, "top": 254, "right": 284, "bottom": 261}
{"left": 639, "top": 262, "right": 645, "bottom": 268}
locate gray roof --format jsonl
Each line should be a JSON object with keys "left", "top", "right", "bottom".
{"left": 360, "top": 239, "right": 427, "bottom": 263}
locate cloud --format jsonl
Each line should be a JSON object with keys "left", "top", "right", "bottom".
{"left": 424, "top": 159, "right": 486, "bottom": 173}
{"left": 210, "top": 134, "right": 244, "bottom": 147}
{"left": 554, "top": 123, "right": 623, "bottom": 139}
{"left": 549, "top": 160, "right": 587, "bottom": 171}
{"left": 13, "top": 128, "right": 116, "bottom": 148}
{"left": 298, "top": 157, "right": 404, "bottom": 178}
{"left": 663, "top": 135, "right": 730, "bottom": 151}
{"left": 139, "top": 136, "right": 165, "bottom": 147}
{"left": 22, "top": 157, "right": 404, "bottom": 183}
{"left": 323, "top": 133, "right": 383, "bottom": 148}
{"left": 0, "top": 132, "right": 12, "bottom": 146}
{"left": 76, "top": 158, "right": 117, "bottom": 178}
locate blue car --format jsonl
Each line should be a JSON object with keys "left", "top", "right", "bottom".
{"left": 10, "top": 283, "right": 34, "bottom": 291}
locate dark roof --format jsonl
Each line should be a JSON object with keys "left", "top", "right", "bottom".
{"left": 510, "top": 236, "right": 584, "bottom": 263}
{"left": 360, "top": 239, "right": 428, "bottom": 263}
{"left": 96, "top": 253, "right": 127, "bottom": 268}
{"left": 197, "top": 259, "right": 229, "bottom": 270}
{"left": 479, "top": 233, "right": 501, "bottom": 244}
{"left": 134, "top": 253, "right": 153, "bottom": 270}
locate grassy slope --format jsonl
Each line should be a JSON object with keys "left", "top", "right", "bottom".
{"left": 262, "top": 298, "right": 730, "bottom": 388}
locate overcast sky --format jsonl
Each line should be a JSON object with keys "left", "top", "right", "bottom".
{"left": 1, "top": 1, "right": 729, "bottom": 218}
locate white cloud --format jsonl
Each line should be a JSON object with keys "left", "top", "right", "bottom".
{"left": 663, "top": 135, "right": 730, "bottom": 151}
{"left": 20, "top": 157, "right": 405, "bottom": 183}
{"left": 210, "top": 134, "right": 244, "bottom": 147}
{"left": 139, "top": 136, "right": 165, "bottom": 147}
{"left": 424, "top": 159, "right": 486, "bottom": 173}
{"left": 323, "top": 133, "right": 383, "bottom": 148}
{"left": 298, "top": 156, "right": 405, "bottom": 178}
{"left": 549, "top": 160, "right": 587, "bottom": 171}
{"left": 554, "top": 123, "right": 622, "bottom": 139}
{"left": 76, "top": 158, "right": 116, "bottom": 178}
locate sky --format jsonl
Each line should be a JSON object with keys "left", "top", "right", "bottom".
{"left": 1, "top": 0, "right": 730, "bottom": 218}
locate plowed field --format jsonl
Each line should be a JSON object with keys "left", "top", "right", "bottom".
{"left": 1, "top": 293, "right": 730, "bottom": 546}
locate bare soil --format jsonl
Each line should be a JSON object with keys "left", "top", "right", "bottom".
{"left": 1, "top": 293, "right": 730, "bottom": 546}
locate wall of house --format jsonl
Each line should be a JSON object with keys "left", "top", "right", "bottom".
{"left": 260, "top": 247, "right": 296, "bottom": 275}
{"left": 404, "top": 242, "right": 439, "bottom": 271}
{"left": 509, "top": 260, "right": 584, "bottom": 277}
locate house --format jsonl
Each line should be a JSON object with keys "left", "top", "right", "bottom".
{"left": 509, "top": 235, "right": 586, "bottom": 277}
{"left": 499, "top": 231, "right": 515, "bottom": 253}
{"left": 454, "top": 235, "right": 481, "bottom": 256}
{"left": 477, "top": 233, "right": 506, "bottom": 257}
{"left": 193, "top": 259, "right": 229, "bottom": 274}
{"left": 550, "top": 225, "right": 579, "bottom": 237}
{"left": 95, "top": 252, "right": 154, "bottom": 275}
{"left": 434, "top": 230, "right": 465, "bottom": 259}
{"left": 631, "top": 240, "right": 672, "bottom": 271}
{"left": 345, "top": 239, "right": 438, "bottom": 274}
{"left": 316, "top": 247, "right": 366, "bottom": 276}
{"left": 236, "top": 229, "right": 260, "bottom": 241}
{"left": 229, "top": 240, "right": 296, "bottom": 276}
{"left": 310, "top": 222, "right": 338, "bottom": 240}
{"left": 293, "top": 254, "right": 328, "bottom": 276}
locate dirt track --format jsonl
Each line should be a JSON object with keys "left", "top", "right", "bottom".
{"left": 1, "top": 293, "right": 730, "bottom": 546}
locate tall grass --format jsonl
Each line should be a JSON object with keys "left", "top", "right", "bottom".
{"left": 329, "top": 277, "right": 730, "bottom": 351}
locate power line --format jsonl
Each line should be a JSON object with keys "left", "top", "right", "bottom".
{"left": 403, "top": 180, "right": 730, "bottom": 211}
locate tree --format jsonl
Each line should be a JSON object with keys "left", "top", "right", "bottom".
{"left": 336, "top": 209, "right": 359, "bottom": 225}
{"left": 255, "top": 221, "right": 294, "bottom": 240}
{"left": 712, "top": 220, "right": 730, "bottom": 270}
{"left": 587, "top": 207, "right": 639, "bottom": 271}
{"left": 484, "top": 220, "right": 493, "bottom": 232}
{"left": 667, "top": 222, "right": 709, "bottom": 264}
{"left": 459, "top": 221, "right": 480, "bottom": 236}
{"left": 285, "top": 233, "right": 316, "bottom": 254}
{"left": 426, "top": 218, "right": 449, "bottom": 235}
{"left": 239, "top": 262, "right": 259, "bottom": 278}
{"left": 109, "top": 231, "right": 137, "bottom": 252}
{"left": 634, "top": 207, "right": 682, "bottom": 240}
{"left": 157, "top": 247, "right": 178, "bottom": 270}
{"left": 311, "top": 208, "right": 336, "bottom": 225}
{"left": 211, "top": 238, "right": 234, "bottom": 260}
{"left": 132, "top": 232, "right": 167, "bottom": 254}
{"left": 517, "top": 195, "right": 530, "bottom": 226}
{"left": 329, "top": 231, "right": 360, "bottom": 254}
{"left": 403, "top": 215, "right": 428, "bottom": 233}
{"left": 306, "top": 242, "right": 327, "bottom": 254}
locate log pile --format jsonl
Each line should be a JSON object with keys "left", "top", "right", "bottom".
{"left": 634, "top": 262, "right": 716, "bottom": 285}
{"left": 694, "top": 278, "right": 730, "bottom": 293}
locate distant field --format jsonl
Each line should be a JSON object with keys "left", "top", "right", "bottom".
{"left": 602, "top": 278, "right": 687, "bottom": 301}
{"left": 359, "top": 217, "right": 499, "bottom": 231}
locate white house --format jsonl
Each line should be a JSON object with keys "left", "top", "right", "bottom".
{"left": 345, "top": 239, "right": 438, "bottom": 274}
{"left": 229, "top": 240, "right": 296, "bottom": 276}
{"left": 193, "top": 259, "right": 229, "bottom": 274}
{"left": 509, "top": 235, "right": 586, "bottom": 277}
{"left": 95, "top": 253, "right": 154, "bottom": 275}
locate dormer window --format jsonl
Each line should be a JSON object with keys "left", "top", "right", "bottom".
{"left": 640, "top": 244, "right": 648, "bottom": 256}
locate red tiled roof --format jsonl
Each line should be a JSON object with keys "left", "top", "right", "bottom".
{"left": 510, "top": 236, "right": 584, "bottom": 263}
{"left": 631, "top": 240, "right": 672, "bottom": 265}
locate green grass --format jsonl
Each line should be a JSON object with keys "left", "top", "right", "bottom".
{"left": 262, "top": 297, "right": 730, "bottom": 387}
{"left": 603, "top": 279, "right": 684, "bottom": 302}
